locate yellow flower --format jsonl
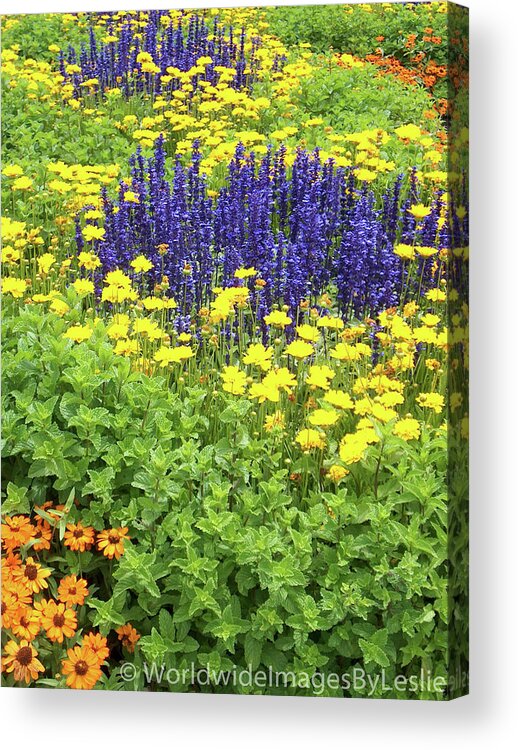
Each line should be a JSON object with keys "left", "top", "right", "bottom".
{"left": 154, "top": 345, "right": 194, "bottom": 365}
{"left": 296, "top": 324, "right": 320, "bottom": 343}
{"left": 306, "top": 364, "right": 335, "bottom": 390}
{"left": 243, "top": 342, "right": 273, "bottom": 371}
{"left": 395, "top": 124, "right": 422, "bottom": 141}
{"left": 307, "top": 408, "right": 340, "bottom": 428}
{"left": 2, "top": 277, "right": 27, "bottom": 298}
{"left": 327, "top": 464, "right": 349, "bottom": 482}
{"left": 104, "top": 270, "right": 131, "bottom": 288}
{"left": 329, "top": 343, "right": 360, "bottom": 361}
{"left": 370, "top": 403, "right": 398, "bottom": 423}
{"left": 394, "top": 417, "right": 421, "bottom": 441}
{"left": 264, "top": 367, "right": 296, "bottom": 393}
{"left": 421, "top": 313, "right": 441, "bottom": 327}
{"left": 142, "top": 297, "right": 166, "bottom": 311}
{"left": 12, "top": 176, "right": 33, "bottom": 191}
{"left": 416, "top": 246, "right": 437, "bottom": 258}
{"left": 285, "top": 339, "right": 314, "bottom": 359}
{"left": 416, "top": 392, "right": 445, "bottom": 413}
{"left": 394, "top": 244, "right": 415, "bottom": 261}
{"left": 339, "top": 438, "right": 365, "bottom": 465}
{"left": 234, "top": 267, "right": 257, "bottom": 279}
{"left": 64, "top": 324, "right": 93, "bottom": 343}
{"left": 249, "top": 382, "right": 280, "bottom": 403}
{"left": 113, "top": 339, "right": 139, "bottom": 356}
{"left": 124, "top": 190, "right": 139, "bottom": 203}
{"left": 107, "top": 322, "right": 130, "bottom": 340}
{"left": 316, "top": 316, "right": 344, "bottom": 330}
{"left": 426, "top": 288, "right": 447, "bottom": 303}
{"left": 2, "top": 164, "right": 24, "bottom": 178}
{"left": 408, "top": 204, "right": 432, "bottom": 221}
{"left": 413, "top": 327, "right": 438, "bottom": 345}
{"left": 82, "top": 224, "right": 105, "bottom": 242}
{"left": 324, "top": 390, "right": 354, "bottom": 410}
{"left": 295, "top": 428, "right": 326, "bottom": 451}
{"left": 264, "top": 411, "right": 285, "bottom": 431}
{"left": 130, "top": 255, "right": 153, "bottom": 273}
{"left": 36, "top": 253, "right": 56, "bottom": 275}
{"left": 49, "top": 299, "right": 70, "bottom": 316}
{"left": 1, "top": 245, "right": 21, "bottom": 263}
{"left": 221, "top": 365, "right": 247, "bottom": 395}
{"left": 78, "top": 251, "right": 101, "bottom": 270}
{"left": 264, "top": 309, "right": 292, "bottom": 328}
{"left": 379, "top": 392, "right": 404, "bottom": 407}
{"left": 72, "top": 279, "right": 95, "bottom": 296}
{"left": 101, "top": 285, "right": 137, "bottom": 304}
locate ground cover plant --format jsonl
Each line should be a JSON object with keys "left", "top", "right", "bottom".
{"left": 1, "top": 3, "right": 469, "bottom": 699}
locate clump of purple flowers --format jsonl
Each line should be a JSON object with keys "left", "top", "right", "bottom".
{"left": 59, "top": 10, "right": 270, "bottom": 100}
{"left": 79, "top": 136, "right": 468, "bottom": 324}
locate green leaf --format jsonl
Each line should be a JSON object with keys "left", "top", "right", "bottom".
{"left": 2, "top": 482, "right": 30, "bottom": 515}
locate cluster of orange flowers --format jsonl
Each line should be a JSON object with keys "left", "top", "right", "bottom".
{"left": 1, "top": 509, "right": 138, "bottom": 688}
{"left": 2, "top": 507, "right": 129, "bottom": 560}
{"left": 359, "top": 25, "right": 455, "bottom": 118}
{"left": 364, "top": 49, "right": 447, "bottom": 91}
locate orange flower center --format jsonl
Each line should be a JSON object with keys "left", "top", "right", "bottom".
{"left": 53, "top": 614, "right": 65, "bottom": 627}
{"left": 25, "top": 564, "right": 38, "bottom": 580}
{"left": 73, "top": 529, "right": 84, "bottom": 538}
{"left": 68, "top": 587, "right": 77, "bottom": 595}
{"left": 17, "top": 646, "right": 33, "bottom": 666}
{"left": 108, "top": 533, "right": 120, "bottom": 544}
{"left": 74, "top": 660, "right": 89, "bottom": 676}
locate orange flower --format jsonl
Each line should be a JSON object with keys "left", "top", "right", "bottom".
{"left": 12, "top": 556, "right": 51, "bottom": 593}
{"left": 3, "top": 639, "right": 45, "bottom": 684}
{"left": 1, "top": 515, "right": 35, "bottom": 551}
{"left": 32, "top": 518, "right": 53, "bottom": 551}
{"left": 82, "top": 632, "right": 110, "bottom": 663}
{"left": 2, "top": 579, "right": 32, "bottom": 609}
{"left": 97, "top": 527, "right": 129, "bottom": 559}
{"left": 64, "top": 522, "right": 95, "bottom": 552}
{"left": 116, "top": 624, "right": 140, "bottom": 653}
{"left": 10, "top": 606, "right": 41, "bottom": 641}
{"left": 58, "top": 575, "right": 89, "bottom": 607}
{"left": 38, "top": 600, "right": 77, "bottom": 643}
{"left": 1, "top": 552, "right": 22, "bottom": 578}
{"left": 62, "top": 645, "right": 102, "bottom": 690}
{"left": 2, "top": 590, "right": 22, "bottom": 629}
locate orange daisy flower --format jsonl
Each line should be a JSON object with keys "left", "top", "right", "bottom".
{"left": 10, "top": 606, "right": 41, "bottom": 641}
{"left": 2, "top": 591, "right": 22, "bottom": 629}
{"left": 3, "top": 639, "right": 45, "bottom": 684}
{"left": 82, "top": 632, "right": 110, "bottom": 663}
{"left": 57, "top": 575, "right": 89, "bottom": 607}
{"left": 97, "top": 527, "right": 129, "bottom": 559}
{"left": 32, "top": 518, "right": 53, "bottom": 551}
{"left": 63, "top": 522, "right": 95, "bottom": 552}
{"left": 116, "top": 624, "right": 140, "bottom": 653}
{"left": 62, "top": 645, "right": 102, "bottom": 690}
{"left": 12, "top": 556, "right": 51, "bottom": 593}
{"left": 1, "top": 552, "right": 22, "bottom": 580}
{"left": 2, "top": 579, "right": 33, "bottom": 609}
{"left": 39, "top": 600, "right": 77, "bottom": 643}
{"left": 1, "top": 515, "right": 35, "bottom": 551}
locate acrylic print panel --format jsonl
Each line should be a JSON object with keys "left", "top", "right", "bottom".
{"left": 1, "top": 2, "right": 468, "bottom": 700}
